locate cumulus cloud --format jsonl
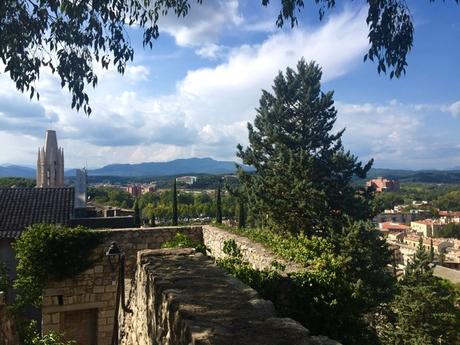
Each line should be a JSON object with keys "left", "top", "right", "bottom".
{"left": 159, "top": 0, "right": 242, "bottom": 47}
{"left": 0, "top": 7, "right": 371, "bottom": 168}
{"left": 442, "top": 100, "right": 460, "bottom": 117}
{"left": 11, "top": 7, "right": 457, "bottom": 169}
{"left": 335, "top": 101, "right": 460, "bottom": 169}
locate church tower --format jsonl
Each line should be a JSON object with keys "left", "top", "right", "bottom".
{"left": 36, "top": 130, "right": 65, "bottom": 188}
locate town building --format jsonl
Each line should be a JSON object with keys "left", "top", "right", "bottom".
{"left": 74, "top": 168, "right": 87, "bottom": 209}
{"left": 176, "top": 175, "right": 197, "bottom": 185}
{"left": 403, "top": 235, "right": 453, "bottom": 255}
{"left": 125, "top": 184, "right": 156, "bottom": 197}
{"left": 378, "top": 222, "right": 411, "bottom": 233}
{"left": 126, "top": 184, "right": 142, "bottom": 198}
{"left": 438, "top": 210, "right": 460, "bottom": 223}
{"left": 36, "top": 130, "right": 65, "bottom": 188}
{"left": 0, "top": 187, "right": 74, "bottom": 302}
{"left": 366, "top": 177, "right": 400, "bottom": 192}
{"left": 410, "top": 219, "right": 445, "bottom": 237}
{"left": 374, "top": 210, "right": 432, "bottom": 224}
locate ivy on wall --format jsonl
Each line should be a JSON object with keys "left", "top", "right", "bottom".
{"left": 12, "top": 224, "right": 102, "bottom": 308}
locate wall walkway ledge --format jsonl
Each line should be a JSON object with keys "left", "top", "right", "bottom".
{"left": 119, "top": 248, "right": 341, "bottom": 345}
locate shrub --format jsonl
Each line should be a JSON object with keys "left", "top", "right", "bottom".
{"left": 161, "top": 232, "right": 208, "bottom": 255}
{"left": 12, "top": 224, "right": 102, "bottom": 308}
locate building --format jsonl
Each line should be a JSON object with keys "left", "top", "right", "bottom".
{"left": 439, "top": 211, "right": 460, "bottom": 223}
{"left": 403, "top": 235, "right": 453, "bottom": 255}
{"left": 0, "top": 188, "right": 74, "bottom": 302}
{"left": 176, "top": 176, "right": 197, "bottom": 185}
{"left": 74, "top": 168, "right": 87, "bottom": 209}
{"left": 36, "top": 130, "right": 65, "bottom": 188}
{"left": 410, "top": 219, "right": 445, "bottom": 237}
{"left": 378, "top": 222, "right": 411, "bottom": 233}
{"left": 374, "top": 210, "right": 432, "bottom": 224}
{"left": 366, "top": 177, "right": 400, "bottom": 192}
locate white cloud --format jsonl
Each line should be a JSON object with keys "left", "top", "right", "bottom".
{"left": 159, "top": 0, "right": 242, "bottom": 47}
{"left": 0, "top": 7, "right": 391, "bottom": 169}
{"left": 195, "top": 44, "right": 226, "bottom": 59}
{"left": 442, "top": 100, "right": 460, "bottom": 117}
{"left": 335, "top": 101, "right": 460, "bottom": 169}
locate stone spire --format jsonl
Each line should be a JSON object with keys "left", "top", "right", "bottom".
{"left": 36, "top": 130, "right": 65, "bottom": 188}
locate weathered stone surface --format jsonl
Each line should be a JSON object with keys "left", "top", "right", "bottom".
{"left": 0, "top": 292, "right": 18, "bottom": 345}
{"left": 119, "top": 249, "right": 339, "bottom": 345}
{"left": 202, "top": 225, "right": 303, "bottom": 275}
{"left": 42, "top": 226, "right": 202, "bottom": 345}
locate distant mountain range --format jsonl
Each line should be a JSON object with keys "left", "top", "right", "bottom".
{"left": 0, "top": 165, "right": 36, "bottom": 178}
{"left": 4, "top": 159, "right": 460, "bottom": 183}
{"left": 1, "top": 158, "right": 248, "bottom": 178}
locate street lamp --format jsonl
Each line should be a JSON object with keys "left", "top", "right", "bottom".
{"left": 106, "top": 241, "right": 132, "bottom": 345}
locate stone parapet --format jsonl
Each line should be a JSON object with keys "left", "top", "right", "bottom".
{"left": 202, "top": 225, "right": 303, "bottom": 274}
{"left": 42, "top": 226, "right": 202, "bottom": 345}
{"left": 120, "top": 248, "right": 340, "bottom": 345}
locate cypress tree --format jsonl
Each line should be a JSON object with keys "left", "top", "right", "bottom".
{"left": 238, "top": 200, "right": 245, "bottom": 228}
{"left": 133, "top": 198, "right": 140, "bottom": 227}
{"left": 237, "top": 59, "right": 373, "bottom": 236}
{"left": 216, "top": 183, "right": 222, "bottom": 224}
{"left": 172, "top": 178, "right": 178, "bottom": 226}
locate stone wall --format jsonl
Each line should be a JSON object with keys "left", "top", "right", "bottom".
{"left": 119, "top": 248, "right": 340, "bottom": 345}
{"left": 0, "top": 292, "right": 18, "bottom": 345}
{"left": 41, "top": 226, "right": 202, "bottom": 345}
{"left": 202, "top": 225, "right": 303, "bottom": 274}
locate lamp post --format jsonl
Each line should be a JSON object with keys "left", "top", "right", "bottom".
{"left": 106, "top": 241, "right": 132, "bottom": 345}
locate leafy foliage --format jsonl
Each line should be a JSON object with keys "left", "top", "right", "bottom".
{"left": 0, "top": 177, "right": 36, "bottom": 188}
{"left": 0, "top": 260, "right": 9, "bottom": 293}
{"left": 88, "top": 186, "right": 134, "bottom": 208}
{"left": 433, "top": 190, "right": 460, "bottom": 211}
{"left": 381, "top": 242, "right": 460, "bottom": 345}
{"left": 437, "top": 223, "right": 460, "bottom": 239}
{"left": 0, "top": 0, "right": 203, "bottom": 114}
{"left": 23, "top": 321, "right": 75, "bottom": 345}
{"left": 135, "top": 187, "right": 238, "bottom": 225}
{"left": 237, "top": 59, "right": 374, "bottom": 235}
{"left": 12, "top": 224, "right": 102, "bottom": 308}
{"left": 161, "top": 232, "right": 207, "bottom": 255}
{"left": 261, "top": 0, "right": 442, "bottom": 78}
{"left": 2, "top": 1, "right": 456, "bottom": 115}
{"left": 215, "top": 223, "right": 394, "bottom": 344}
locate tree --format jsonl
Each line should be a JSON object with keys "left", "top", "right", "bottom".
{"left": 237, "top": 59, "right": 373, "bottom": 236}
{"left": 133, "top": 198, "right": 141, "bottom": 227}
{"left": 172, "top": 178, "right": 178, "bottom": 226}
{"left": 2, "top": 1, "right": 456, "bottom": 115}
{"left": 238, "top": 200, "right": 246, "bottom": 229}
{"left": 216, "top": 183, "right": 222, "bottom": 224}
{"left": 381, "top": 241, "right": 460, "bottom": 345}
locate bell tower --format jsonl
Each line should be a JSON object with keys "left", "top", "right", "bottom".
{"left": 36, "top": 130, "right": 65, "bottom": 187}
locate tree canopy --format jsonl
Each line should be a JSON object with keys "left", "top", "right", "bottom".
{"left": 237, "top": 59, "right": 374, "bottom": 235}
{"left": 2, "top": 0, "right": 456, "bottom": 115}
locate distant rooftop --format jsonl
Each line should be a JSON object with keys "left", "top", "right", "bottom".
{"left": 0, "top": 187, "right": 74, "bottom": 238}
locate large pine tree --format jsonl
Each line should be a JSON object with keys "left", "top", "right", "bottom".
{"left": 237, "top": 59, "right": 373, "bottom": 235}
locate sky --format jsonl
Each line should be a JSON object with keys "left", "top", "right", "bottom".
{"left": 0, "top": 0, "right": 460, "bottom": 170}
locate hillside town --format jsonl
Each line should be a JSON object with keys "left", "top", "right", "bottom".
{"left": 1, "top": 2, "right": 460, "bottom": 345}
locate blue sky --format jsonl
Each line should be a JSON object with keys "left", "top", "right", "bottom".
{"left": 0, "top": 0, "right": 459, "bottom": 169}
